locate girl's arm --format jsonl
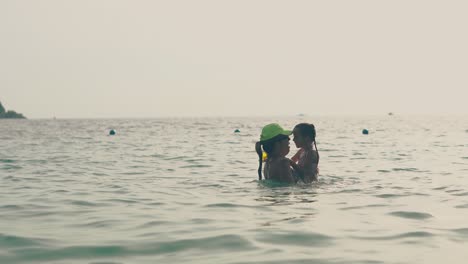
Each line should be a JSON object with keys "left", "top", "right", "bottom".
{"left": 290, "top": 148, "right": 304, "bottom": 163}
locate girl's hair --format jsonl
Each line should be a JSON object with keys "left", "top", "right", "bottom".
{"left": 294, "top": 123, "right": 319, "bottom": 164}
{"left": 255, "top": 135, "right": 288, "bottom": 180}
{"left": 294, "top": 123, "right": 316, "bottom": 141}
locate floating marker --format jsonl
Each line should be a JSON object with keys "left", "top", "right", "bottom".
{"left": 362, "top": 129, "right": 369, "bottom": 135}
{"left": 234, "top": 129, "right": 240, "bottom": 133}
{"left": 109, "top": 129, "right": 116, "bottom": 135}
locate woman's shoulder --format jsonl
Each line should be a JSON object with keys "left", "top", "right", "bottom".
{"left": 267, "top": 157, "right": 290, "bottom": 167}
{"left": 278, "top": 157, "right": 292, "bottom": 165}
{"left": 264, "top": 157, "right": 291, "bottom": 181}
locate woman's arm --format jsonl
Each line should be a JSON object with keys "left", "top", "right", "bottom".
{"left": 278, "top": 158, "right": 296, "bottom": 184}
{"left": 289, "top": 159, "right": 304, "bottom": 181}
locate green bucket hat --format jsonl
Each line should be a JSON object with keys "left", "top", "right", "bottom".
{"left": 260, "top": 123, "right": 292, "bottom": 142}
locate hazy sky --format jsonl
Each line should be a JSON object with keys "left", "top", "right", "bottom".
{"left": 1, "top": 0, "right": 467, "bottom": 118}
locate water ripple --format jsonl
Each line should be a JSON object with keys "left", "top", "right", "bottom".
{"left": 392, "top": 167, "right": 419, "bottom": 172}
{"left": 134, "top": 220, "right": 172, "bottom": 229}
{"left": 0, "top": 233, "right": 51, "bottom": 248}
{"left": 204, "top": 203, "right": 263, "bottom": 209}
{"left": 255, "top": 231, "right": 333, "bottom": 247}
{"left": 340, "top": 204, "right": 387, "bottom": 211}
{"left": 0, "top": 159, "right": 17, "bottom": 163}
{"left": 375, "top": 194, "right": 407, "bottom": 198}
{"left": 351, "top": 231, "right": 434, "bottom": 240}
{"left": 388, "top": 211, "right": 433, "bottom": 220}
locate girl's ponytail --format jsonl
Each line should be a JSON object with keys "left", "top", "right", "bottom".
{"left": 310, "top": 123, "right": 319, "bottom": 165}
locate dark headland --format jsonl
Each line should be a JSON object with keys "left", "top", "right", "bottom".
{"left": 0, "top": 101, "right": 26, "bottom": 119}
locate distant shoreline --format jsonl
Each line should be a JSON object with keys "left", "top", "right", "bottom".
{"left": 0, "top": 101, "right": 26, "bottom": 119}
{"left": 8, "top": 113, "right": 468, "bottom": 120}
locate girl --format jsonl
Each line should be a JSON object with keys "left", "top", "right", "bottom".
{"left": 255, "top": 123, "right": 297, "bottom": 184}
{"left": 291, "top": 123, "right": 319, "bottom": 182}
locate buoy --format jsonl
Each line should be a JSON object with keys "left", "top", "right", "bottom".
{"left": 234, "top": 129, "right": 240, "bottom": 133}
{"left": 362, "top": 129, "right": 369, "bottom": 135}
{"left": 109, "top": 129, "right": 116, "bottom": 135}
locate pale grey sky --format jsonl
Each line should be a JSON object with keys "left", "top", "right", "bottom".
{"left": 1, "top": 0, "right": 467, "bottom": 118}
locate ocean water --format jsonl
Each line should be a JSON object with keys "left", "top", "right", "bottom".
{"left": 1, "top": 115, "right": 468, "bottom": 264}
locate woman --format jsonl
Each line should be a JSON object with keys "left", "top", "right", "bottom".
{"left": 255, "top": 123, "right": 297, "bottom": 184}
